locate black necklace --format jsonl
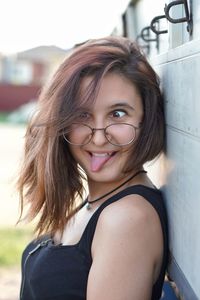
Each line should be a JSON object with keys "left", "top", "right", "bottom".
{"left": 86, "top": 170, "right": 147, "bottom": 210}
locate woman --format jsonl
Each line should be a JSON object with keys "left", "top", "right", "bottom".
{"left": 19, "top": 36, "right": 168, "bottom": 300}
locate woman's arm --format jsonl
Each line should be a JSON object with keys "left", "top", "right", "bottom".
{"left": 87, "top": 194, "right": 163, "bottom": 300}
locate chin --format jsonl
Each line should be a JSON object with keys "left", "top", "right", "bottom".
{"left": 87, "top": 168, "right": 125, "bottom": 184}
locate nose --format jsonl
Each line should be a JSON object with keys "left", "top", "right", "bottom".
{"left": 91, "top": 128, "right": 108, "bottom": 146}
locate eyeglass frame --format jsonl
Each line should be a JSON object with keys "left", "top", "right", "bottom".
{"left": 62, "top": 122, "right": 141, "bottom": 146}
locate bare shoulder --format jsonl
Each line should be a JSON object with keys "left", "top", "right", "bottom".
{"left": 95, "top": 193, "right": 162, "bottom": 237}
{"left": 92, "top": 193, "right": 163, "bottom": 279}
{"left": 88, "top": 194, "right": 164, "bottom": 299}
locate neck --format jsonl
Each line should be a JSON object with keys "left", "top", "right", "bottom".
{"left": 86, "top": 170, "right": 147, "bottom": 210}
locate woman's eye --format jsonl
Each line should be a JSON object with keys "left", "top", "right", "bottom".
{"left": 111, "top": 110, "right": 126, "bottom": 118}
{"left": 78, "top": 112, "right": 90, "bottom": 120}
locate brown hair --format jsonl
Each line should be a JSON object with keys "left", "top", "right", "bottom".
{"left": 17, "top": 36, "right": 165, "bottom": 236}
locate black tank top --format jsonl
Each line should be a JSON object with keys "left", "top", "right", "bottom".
{"left": 20, "top": 185, "right": 168, "bottom": 300}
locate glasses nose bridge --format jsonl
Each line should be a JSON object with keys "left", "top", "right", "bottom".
{"left": 92, "top": 127, "right": 106, "bottom": 135}
{"left": 90, "top": 126, "right": 107, "bottom": 143}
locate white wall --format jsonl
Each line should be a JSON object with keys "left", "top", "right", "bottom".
{"left": 152, "top": 1, "right": 200, "bottom": 299}
{"left": 123, "top": 0, "right": 200, "bottom": 299}
{"left": 152, "top": 40, "right": 200, "bottom": 300}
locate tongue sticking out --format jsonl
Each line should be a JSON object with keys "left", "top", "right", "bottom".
{"left": 91, "top": 154, "right": 112, "bottom": 172}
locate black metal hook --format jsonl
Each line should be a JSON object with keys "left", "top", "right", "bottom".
{"left": 140, "top": 26, "right": 157, "bottom": 42}
{"left": 140, "top": 26, "right": 159, "bottom": 52}
{"left": 150, "top": 15, "right": 168, "bottom": 35}
{"left": 164, "top": 0, "right": 193, "bottom": 34}
{"left": 136, "top": 35, "right": 150, "bottom": 55}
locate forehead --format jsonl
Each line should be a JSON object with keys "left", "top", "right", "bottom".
{"left": 80, "top": 73, "right": 142, "bottom": 110}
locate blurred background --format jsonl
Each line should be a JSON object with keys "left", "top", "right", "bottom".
{"left": 0, "top": 0, "right": 132, "bottom": 299}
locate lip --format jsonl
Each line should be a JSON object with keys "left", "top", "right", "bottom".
{"left": 87, "top": 151, "right": 117, "bottom": 157}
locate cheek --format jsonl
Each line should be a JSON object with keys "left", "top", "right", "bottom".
{"left": 135, "top": 128, "right": 141, "bottom": 140}
{"left": 68, "top": 145, "right": 79, "bottom": 161}
{"left": 121, "top": 135, "right": 139, "bottom": 160}
{"left": 120, "top": 144, "right": 134, "bottom": 160}
{"left": 68, "top": 145, "right": 87, "bottom": 167}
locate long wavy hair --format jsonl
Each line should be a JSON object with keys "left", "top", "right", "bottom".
{"left": 17, "top": 36, "right": 165, "bottom": 236}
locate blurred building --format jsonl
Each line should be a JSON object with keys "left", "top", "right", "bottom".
{"left": 0, "top": 46, "right": 68, "bottom": 112}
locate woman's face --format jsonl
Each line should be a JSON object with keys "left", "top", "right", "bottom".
{"left": 68, "top": 73, "right": 143, "bottom": 184}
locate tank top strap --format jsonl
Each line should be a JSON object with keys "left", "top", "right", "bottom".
{"left": 88, "top": 184, "right": 165, "bottom": 225}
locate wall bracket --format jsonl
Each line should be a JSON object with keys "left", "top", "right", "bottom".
{"left": 164, "top": 0, "right": 193, "bottom": 34}
{"left": 140, "top": 26, "right": 159, "bottom": 51}
{"left": 150, "top": 15, "right": 168, "bottom": 35}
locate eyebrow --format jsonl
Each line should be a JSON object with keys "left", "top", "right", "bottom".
{"left": 109, "top": 102, "right": 135, "bottom": 111}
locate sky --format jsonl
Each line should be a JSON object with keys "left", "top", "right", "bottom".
{"left": 0, "top": 0, "right": 130, "bottom": 54}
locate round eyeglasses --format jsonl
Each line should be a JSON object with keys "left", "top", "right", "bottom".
{"left": 63, "top": 123, "right": 140, "bottom": 146}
